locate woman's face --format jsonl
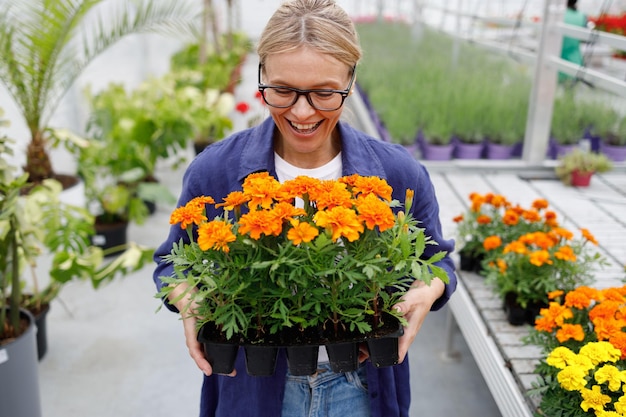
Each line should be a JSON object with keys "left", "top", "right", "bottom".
{"left": 261, "top": 47, "right": 353, "bottom": 168}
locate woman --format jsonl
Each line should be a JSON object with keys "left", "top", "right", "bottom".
{"left": 153, "top": 1, "right": 457, "bottom": 416}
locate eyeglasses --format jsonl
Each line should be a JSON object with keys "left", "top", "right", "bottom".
{"left": 257, "top": 64, "right": 356, "bottom": 111}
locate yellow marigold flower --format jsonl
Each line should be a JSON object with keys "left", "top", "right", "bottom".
{"left": 350, "top": 175, "right": 393, "bottom": 201}
{"left": 238, "top": 210, "right": 282, "bottom": 240}
{"left": 555, "top": 245, "right": 577, "bottom": 262}
{"left": 547, "top": 346, "right": 576, "bottom": 369}
{"left": 597, "top": 411, "right": 623, "bottom": 417}
{"left": 595, "top": 364, "right": 625, "bottom": 391}
{"left": 556, "top": 324, "right": 585, "bottom": 343}
{"left": 529, "top": 250, "right": 553, "bottom": 267}
{"left": 170, "top": 204, "right": 207, "bottom": 229}
{"left": 313, "top": 206, "right": 364, "bottom": 242}
{"left": 557, "top": 365, "right": 589, "bottom": 391}
{"left": 476, "top": 214, "right": 492, "bottom": 225}
{"left": 502, "top": 209, "right": 519, "bottom": 226}
{"left": 580, "top": 385, "right": 611, "bottom": 413}
{"left": 197, "top": 220, "right": 236, "bottom": 252}
{"left": 579, "top": 341, "right": 621, "bottom": 366}
{"left": 216, "top": 191, "right": 249, "bottom": 210}
{"left": 355, "top": 193, "right": 395, "bottom": 232}
{"left": 532, "top": 198, "right": 549, "bottom": 210}
{"left": 242, "top": 174, "right": 281, "bottom": 209}
{"left": 311, "top": 180, "right": 353, "bottom": 210}
{"left": 483, "top": 235, "right": 502, "bottom": 251}
{"left": 581, "top": 228, "right": 599, "bottom": 245}
{"left": 614, "top": 394, "right": 626, "bottom": 415}
{"left": 287, "top": 220, "right": 319, "bottom": 245}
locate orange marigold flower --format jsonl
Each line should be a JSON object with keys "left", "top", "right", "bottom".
{"left": 502, "top": 209, "right": 519, "bottom": 226}
{"left": 355, "top": 193, "right": 395, "bottom": 232}
{"left": 593, "top": 318, "right": 624, "bottom": 341}
{"left": 529, "top": 250, "right": 553, "bottom": 267}
{"left": 238, "top": 210, "right": 282, "bottom": 240}
{"left": 197, "top": 220, "right": 236, "bottom": 252}
{"left": 470, "top": 194, "right": 485, "bottom": 212}
{"left": 503, "top": 241, "right": 527, "bottom": 254}
{"left": 544, "top": 210, "right": 559, "bottom": 227}
{"left": 535, "top": 302, "right": 573, "bottom": 331}
{"left": 476, "top": 215, "right": 492, "bottom": 225}
{"left": 483, "top": 235, "right": 502, "bottom": 251}
{"left": 453, "top": 214, "right": 464, "bottom": 223}
{"left": 564, "top": 289, "right": 593, "bottom": 309}
{"left": 313, "top": 206, "right": 364, "bottom": 242}
{"left": 548, "top": 290, "right": 564, "bottom": 300}
{"left": 242, "top": 174, "right": 281, "bottom": 209}
{"left": 589, "top": 300, "right": 620, "bottom": 322}
{"left": 287, "top": 220, "right": 319, "bottom": 245}
{"left": 350, "top": 176, "right": 393, "bottom": 201}
{"left": 311, "top": 180, "right": 353, "bottom": 210}
{"left": 216, "top": 191, "right": 249, "bottom": 210}
{"left": 532, "top": 198, "right": 549, "bottom": 210}
{"left": 490, "top": 194, "right": 508, "bottom": 208}
{"left": 522, "top": 209, "right": 541, "bottom": 223}
{"left": 189, "top": 196, "right": 215, "bottom": 206}
{"left": 496, "top": 258, "right": 507, "bottom": 273}
{"left": 555, "top": 245, "right": 577, "bottom": 262}
{"left": 608, "top": 333, "right": 626, "bottom": 359}
{"left": 281, "top": 176, "right": 322, "bottom": 201}
{"left": 556, "top": 323, "right": 585, "bottom": 343}
{"left": 581, "top": 228, "right": 599, "bottom": 245}
{"left": 170, "top": 204, "right": 207, "bottom": 229}
{"left": 271, "top": 202, "right": 306, "bottom": 223}
{"left": 601, "top": 287, "right": 626, "bottom": 303}
{"left": 550, "top": 227, "right": 574, "bottom": 241}
{"left": 530, "top": 232, "right": 557, "bottom": 250}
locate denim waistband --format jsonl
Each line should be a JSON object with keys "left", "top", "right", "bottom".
{"left": 285, "top": 362, "right": 365, "bottom": 387}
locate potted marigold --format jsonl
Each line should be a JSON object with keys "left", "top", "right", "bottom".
{"left": 482, "top": 227, "right": 606, "bottom": 325}
{"left": 525, "top": 286, "right": 626, "bottom": 416}
{"left": 453, "top": 193, "right": 556, "bottom": 273}
{"left": 157, "top": 173, "right": 448, "bottom": 376}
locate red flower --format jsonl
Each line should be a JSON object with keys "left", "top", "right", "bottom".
{"left": 235, "top": 101, "right": 250, "bottom": 114}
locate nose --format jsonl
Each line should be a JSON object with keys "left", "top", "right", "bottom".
{"left": 290, "top": 93, "right": 316, "bottom": 118}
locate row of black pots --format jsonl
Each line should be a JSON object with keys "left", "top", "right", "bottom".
{"left": 458, "top": 250, "right": 485, "bottom": 274}
{"left": 199, "top": 319, "right": 404, "bottom": 377}
{"left": 503, "top": 292, "right": 547, "bottom": 326}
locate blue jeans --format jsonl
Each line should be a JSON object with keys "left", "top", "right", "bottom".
{"left": 281, "top": 363, "right": 371, "bottom": 417}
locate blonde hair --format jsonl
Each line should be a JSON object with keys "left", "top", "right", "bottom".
{"left": 257, "top": 0, "right": 361, "bottom": 70}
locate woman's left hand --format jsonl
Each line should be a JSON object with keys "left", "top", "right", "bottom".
{"left": 394, "top": 278, "right": 446, "bottom": 363}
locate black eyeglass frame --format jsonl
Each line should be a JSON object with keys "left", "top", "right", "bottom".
{"left": 257, "top": 63, "right": 357, "bottom": 111}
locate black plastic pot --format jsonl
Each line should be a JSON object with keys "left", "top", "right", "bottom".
{"left": 92, "top": 218, "right": 128, "bottom": 256}
{"left": 244, "top": 346, "right": 279, "bottom": 377}
{"left": 503, "top": 293, "right": 530, "bottom": 326}
{"left": 286, "top": 345, "right": 319, "bottom": 376}
{"left": 326, "top": 341, "right": 360, "bottom": 373}
{"left": 367, "top": 326, "right": 404, "bottom": 368}
{"left": 203, "top": 342, "right": 239, "bottom": 375}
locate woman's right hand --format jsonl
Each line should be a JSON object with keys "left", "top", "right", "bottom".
{"left": 169, "top": 283, "right": 236, "bottom": 377}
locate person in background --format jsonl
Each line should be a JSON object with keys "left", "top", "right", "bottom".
{"left": 560, "top": 0, "right": 588, "bottom": 83}
{"left": 152, "top": 1, "right": 457, "bottom": 416}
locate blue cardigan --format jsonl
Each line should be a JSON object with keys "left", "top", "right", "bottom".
{"left": 153, "top": 117, "right": 457, "bottom": 417}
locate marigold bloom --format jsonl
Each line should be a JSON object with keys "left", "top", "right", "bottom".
{"left": 502, "top": 209, "right": 519, "bottom": 226}
{"left": 581, "top": 228, "right": 599, "bottom": 245}
{"left": 170, "top": 203, "right": 207, "bottom": 229}
{"left": 529, "top": 250, "right": 553, "bottom": 267}
{"left": 547, "top": 346, "right": 576, "bottom": 369}
{"left": 238, "top": 210, "right": 282, "bottom": 240}
{"left": 197, "top": 220, "right": 236, "bottom": 252}
{"left": 271, "top": 202, "right": 306, "bottom": 224}
{"left": 544, "top": 210, "right": 559, "bottom": 227}
{"left": 608, "top": 332, "right": 626, "bottom": 359}
{"left": 490, "top": 194, "right": 508, "bottom": 208}
{"left": 555, "top": 245, "right": 577, "bottom": 262}
{"left": 595, "top": 364, "right": 625, "bottom": 391}
{"left": 483, "top": 235, "right": 502, "bottom": 251}
{"left": 281, "top": 176, "right": 322, "bottom": 201}
{"left": 564, "top": 288, "right": 593, "bottom": 309}
{"left": 590, "top": 301, "right": 621, "bottom": 322}
{"left": 557, "top": 365, "right": 588, "bottom": 391}
{"left": 548, "top": 290, "right": 564, "bottom": 300}
{"left": 355, "top": 193, "right": 395, "bottom": 232}
{"left": 532, "top": 198, "right": 549, "bottom": 210}
{"left": 496, "top": 258, "right": 507, "bottom": 273}
{"left": 216, "top": 191, "right": 249, "bottom": 211}
{"left": 287, "top": 220, "right": 319, "bottom": 245}
{"left": 476, "top": 215, "right": 492, "bottom": 225}
{"left": 314, "top": 206, "right": 364, "bottom": 242}
{"left": 470, "top": 194, "right": 485, "bottom": 212}
{"left": 311, "top": 180, "right": 353, "bottom": 210}
{"left": 580, "top": 385, "right": 612, "bottom": 412}
{"left": 242, "top": 173, "right": 281, "bottom": 209}
{"left": 551, "top": 227, "right": 574, "bottom": 241}
{"left": 350, "top": 176, "right": 393, "bottom": 201}
{"left": 580, "top": 341, "right": 621, "bottom": 365}
{"left": 556, "top": 323, "right": 585, "bottom": 343}
{"left": 453, "top": 214, "right": 464, "bottom": 223}
{"left": 593, "top": 318, "right": 625, "bottom": 342}
{"left": 503, "top": 241, "right": 527, "bottom": 254}
{"left": 522, "top": 209, "right": 541, "bottom": 223}
{"left": 614, "top": 396, "right": 626, "bottom": 415}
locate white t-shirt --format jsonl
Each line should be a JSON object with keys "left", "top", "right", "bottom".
{"left": 274, "top": 151, "right": 343, "bottom": 364}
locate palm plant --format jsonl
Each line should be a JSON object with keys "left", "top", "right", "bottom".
{"left": 0, "top": 0, "right": 197, "bottom": 184}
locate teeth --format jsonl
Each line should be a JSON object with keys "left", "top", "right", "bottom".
{"left": 292, "top": 122, "right": 319, "bottom": 130}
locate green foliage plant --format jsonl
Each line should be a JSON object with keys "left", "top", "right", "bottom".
{"left": 555, "top": 148, "right": 613, "bottom": 185}
{"left": 0, "top": 0, "right": 197, "bottom": 184}
{"left": 157, "top": 173, "right": 449, "bottom": 344}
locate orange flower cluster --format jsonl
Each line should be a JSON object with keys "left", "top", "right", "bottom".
{"left": 532, "top": 286, "right": 626, "bottom": 359}
{"left": 169, "top": 172, "right": 399, "bottom": 252}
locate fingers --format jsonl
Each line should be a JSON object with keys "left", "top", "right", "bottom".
{"left": 358, "top": 342, "right": 370, "bottom": 363}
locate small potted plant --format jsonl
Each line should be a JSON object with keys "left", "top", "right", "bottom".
{"left": 555, "top": 148, "right": 613, "bottom": 187}
{"left": 157, "top": 173, "right": 449, "bottom": 376}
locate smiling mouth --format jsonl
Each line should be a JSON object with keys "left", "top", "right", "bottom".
{"left": 289, "top": 120, "right": 323, "bottom": 134}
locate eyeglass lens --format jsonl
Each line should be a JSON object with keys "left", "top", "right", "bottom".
{"left": 262, "top": 88, "right": 344, "bottom": 111}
